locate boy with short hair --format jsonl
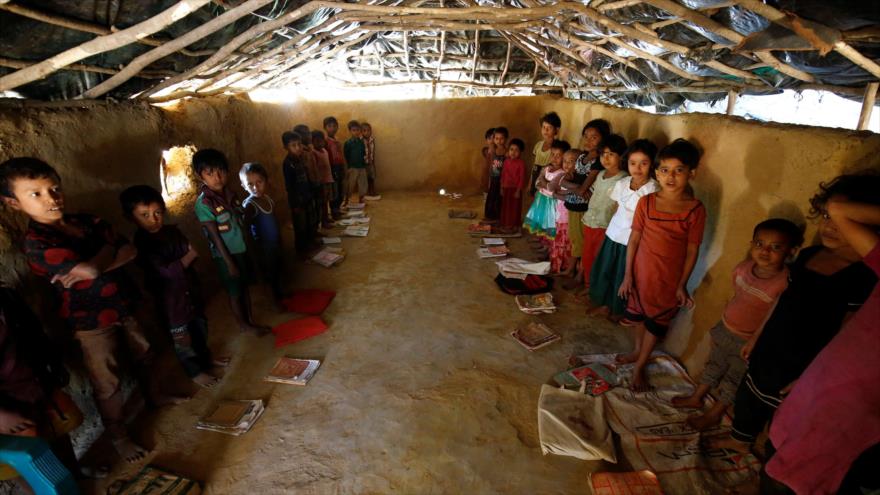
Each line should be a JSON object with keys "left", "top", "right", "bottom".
{"left": 362, "top": 122, "right": 379, "bottom": 199}
{"left": 239, "top": 163, "right": 284, "bottom": 305}
{"left": 191, "top": 149, "right": 267, "bottom": 336}
{"left": 499, "top": 138, "right": 526, "bottom": 232}
{"left": 0, "top": 157, "right": 170, "bottom": 464}
{"left": 120, "top": 185, "right": 222, "bottom": 389}
{"left": 311, "top": 130, "right": 335, "bottom": 229}
{"left": 281, "top": 131, "right": 313, "bottom": 255}
{"left": 344, "top": 120, "right": 368, "bottom": 204}
{"left": 323, "top": 116, "right": 346, "bottom": 218}
{"left": 293, "top": 124, "right": 321, "bottom": 238}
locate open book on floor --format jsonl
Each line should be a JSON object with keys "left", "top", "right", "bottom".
{"left": 482, "top": 237, "right": 506, "bottom": 246}
{"left": 311, "top": 247, "right": 345, "bottom": 267}
{"left": 343, "top": 225, "right": 370, "bottom": 237}
{"left": 321, "top": 236, "right": 342, "bottom": 244}
{"left": 477, "top": 246, "right": 510, "bottom": 258}
{"left": 511, "top": 322, "right": 560, "bottom": 351}
{"left": 343, "top": 210, "right": 366, "bottom": 218}
{"left": 346, "top": 202, "right": 366, "bottom": 210}
{"left": 196, "top": 399, "right": 265, "bottom": 436}
{"left": 515, "top": 293, "right": 556, "bottom": 314}
{"left": 264, "top": 357, "right": 321, "bottom": 386}
{"left": 337, "top": 217, "right": 370, "bottom": 226}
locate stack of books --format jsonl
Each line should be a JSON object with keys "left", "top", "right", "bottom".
{"left": 467, "top": 223, "right": 492, "bottom": 234}
{"left": 263, "top": 357, "right": 321, "bottom": 386}
{"left": 337, "top": 217, "right": 370, "bottom": 226}
{"left": 344, "top": 210, "right": 366, "bottom": 218}
{"left": 346, "top": 202, "right": 365, "bottom": 211}
{"left": 311, "top": 247, "right": 345, "bottom": 267}
{"left": 515, "top": 293, "right": 556, "bottom": 314}
{"left": 321, "top": 236, "right": 342, "bottom": 245}
{"left": 477, "top": 245, "right": 510, "bottom": 258}
{"left": 511, "top": 322, "right": 560, "bottom": 351}
{"left": 196, "top": 400, "right": 265, "bottom": 436}
{"left": 482, "top": 237, "right": 506, "bottom": 246}
{"left": 343, "top": 225, "right": 370, "bottom": 237}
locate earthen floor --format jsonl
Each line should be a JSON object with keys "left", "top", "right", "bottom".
{"left": 95, "top": 192, "right": 632, "bottom": 494}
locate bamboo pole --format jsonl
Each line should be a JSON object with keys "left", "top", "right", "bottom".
{"left": 0, "top": 0, "right": 212, "bottom": 92}
{"left": 471, "top": 30, "right": 480, "bottom": 81}
{"left": 80, "top": 0, "right": 274, "bottom": 99}
{"left": 499, "top": 41, "right": 512, "bottom": 85}
{"left": 0, "top": 2, "right": 214, "bottom": 57}
{"left": 726, "top": 89, "right": 737, "bottom": 115}
{"left": 403, "top": 31, "right": 412, "bottom": 77}
{"left": 605, "top": 37, "right": 703, "bottom": 81}
{"left": 437, "top": 31, "right": 446, "bottom": 80}
{"left": 857, "top": 82, "right": 879, "bottom": 130}
{"left": 0, "top": 56, "right": 175, "bottom": 78}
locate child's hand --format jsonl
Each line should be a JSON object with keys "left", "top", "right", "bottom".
{"left": 675, "top": 286, "right": 694, "bottom": 308}
{"left": 740, "top": 340, "right": 756, "bottom": 361}
{"left": 0, "top": 409, "right": 35, "bottom": 435}
{"left": 51, "top": 263, "right": 100, "bottom": 288}
{"left": 617, "top": 275, "right": 632, "bottom": 299}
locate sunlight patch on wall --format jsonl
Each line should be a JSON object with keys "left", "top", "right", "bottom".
{"left": 159, "top": 145, "right": 197, "bottom": 214}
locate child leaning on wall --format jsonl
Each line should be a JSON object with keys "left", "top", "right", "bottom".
{"left": 362, "top": 122, "right": 379, "bottom": 199}
{"left": 0, "top": 157, "right": 179, "bottom": 465}
{"left": 120, "top": 184, "right": 226, "bottom": 389}
{"left": 344, "top": 120, "right": 368, "bottom": 204}
{"left": 281, "top": 131, "right": 313, "bottom": 255}
{"left": 191, "top": 149, "right": 269, "bottom": 336}
{"left": 323, "top": 116, "right": 346, "bottom": 219}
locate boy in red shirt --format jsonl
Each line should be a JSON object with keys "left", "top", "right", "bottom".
{"left": 499, "top": 138, "right": 526, "bottom": 233}
{"left": 323, "top": 116, "right": 346, "bottom": 219}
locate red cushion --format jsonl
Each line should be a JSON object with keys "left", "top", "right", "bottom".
{"left": 281, "top": 289, "right": 336, "bottom": 315}
{"left": 272, "top": 316, "right": 328, "bottom": 348}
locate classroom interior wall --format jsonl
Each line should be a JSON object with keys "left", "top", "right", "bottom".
{"left": 1, "top": 95, "right": 880, "bottom": 375}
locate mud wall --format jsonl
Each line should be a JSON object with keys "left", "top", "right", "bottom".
{"left": 1, "top": 95, "right": 880, "bottom": 376}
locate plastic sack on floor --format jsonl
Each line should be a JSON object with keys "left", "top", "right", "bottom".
{"left": 537, "top": 385, "right": 617, "bottom": 463}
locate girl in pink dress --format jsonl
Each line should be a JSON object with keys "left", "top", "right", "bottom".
{"left": 524, "top": 140, "right": 569, "bottom": 257}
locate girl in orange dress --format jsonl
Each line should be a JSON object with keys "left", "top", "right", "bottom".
{"left": 616, "top": 139, "right": 707, "bottom": 391}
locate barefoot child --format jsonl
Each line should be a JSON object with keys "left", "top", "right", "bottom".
{"left": 499, "top": 138, "right": 526, "bottom": 232}
{"left": 588, "top": 139, "right": 658, "bottom": 320}
{"left": 524, "top": 140, "right": 569, "bottom": 259}
{"left": 239, "top": 163, "right": 284, "bottom": 305}
{"left": 709, "top": 175, "right": 878, "bottom": 456}
{"left": 192, "top": 149, "right": 268, "bottom": 336}
{"left": 281, "top": 131, "right": 313, "bottom": 255}
{"left": 560, "top": 120, "right": 611, "bottom": 285}
{"left": 323, "top": 116, "right": 346, "bottom": 218}
{"left": 362, "top": 122, "right": 379, "bottom": 198}
{"left": 529, "top": 112, "right": 560, "bottom": 196}
{"left": 480, "top": 127, "right": 495, "bottom": 194}
{"left": 580, "top": 134, "right": 628, "bottom": 289}
{"left": 550, "top": 149, "right": 579, "bottom": 273}
{"left": 120, "top": 185, "right": 223, "bottom": 389}
{"left": 294, "top": 124, "right": 321, "bottom": 240}
{"left": 344, "top": 120, "right": 368, "bottom": 205}
{"left": 484, "top": 126, "right": 508, "bottom": 222}
{"left": 311, "top": 130, "right": 335, "bottom": 229}
{"left": 617, "top": 139, "right": 707, "bottom": 391}
{"left": 672, "top": 218, "right": 801, "bottom": 430}
{"left": 0, "top": 157, "right": 173, "bottom": 463}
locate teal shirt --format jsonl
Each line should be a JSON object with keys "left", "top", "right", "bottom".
{"left": 194, "top": 190, "right": 247, "bottom": 257}
{"left": 344, "top": 138, "right": 367, "bottom": 169}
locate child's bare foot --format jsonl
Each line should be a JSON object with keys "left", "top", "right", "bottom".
{"left": 671, "top": 394, "right": 704, "bottom": 409}
{"left": 630, "top": 367, "right": 651, "bottom": 392}
{"left": 686, "top": 412, "right": 722, "bottom": 431}
{"left": 213, "top": 356, "right": 231, "bottom": 367}
{"left": 112, "top": 436, "right": 149, "bottom": 464}
{"left": 588, "top": 305, "right": 610, "bottom": 317}
{"left": 704, "top": 434, "right": 751, "bottom": 454}
{"left": 193, "top": 373, "right": 220, "bottom": 389}
{"left": 608, "top": 314, "right": 624, "bottom": 324}
{"left": 615, "top": 351, "right": 639, "bottom": 364}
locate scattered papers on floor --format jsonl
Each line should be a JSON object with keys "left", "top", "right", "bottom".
{"left": 311, "top": 247, "right": 345, "bottom": 267}
{"left": 321, "top": 236, "right": 342, "bottom": 245}
{"left": 344, "top": 210, "right": 366, "bottom": 218}
{"left": 515, "top": 293, "right": 556, "bottom": 314}
{"left": 272, "top": 316, "right": 328, "bottom": 348}
{"left": 364, "top": 195, "right": 382, "bottom": 201}
{"left": 343, "top": 225, "right": 370, "bottom": 237}
{"left": 264, "top": 357, "right": 321, "bottom": 386}
{"left": 496, "top": 258, "right": 551, "bottom": 276}
{"left": 116, "top": 466, "right": 201, "bottom": 495}
{"left": 482, "top": 237, "right": 505, "bottom": 246}
{"left": 196, "top": 400, "right": 264, "bottom": 436}
{"left": 448, "top": 209, "right": 477, "bottom": 219}
{"left": 477, "top": 246, "right": 510, "bottom": 259}
{"left": 590, "top": 471, "right": 664, "bottom": 495}
{"left": 346, "top": 202, "right": 366, "bottom": 210}
{"left": 511, "top": 322, "right": 560, "bottom": 351}
{"left": 281, "top": 289, "right": 335, "bottom": 315}
{"left": 337, "top": 217, "right": 370, "bottom": 226}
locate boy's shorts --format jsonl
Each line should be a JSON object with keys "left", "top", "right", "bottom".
{"left": 213, "top": 252, "right": 253, "bottom": 297}
{"left": 346, "top": 168, "right": 368, "bottom": 196}
{"left": 367, "top": 163, "right": 376, "bottom": 180}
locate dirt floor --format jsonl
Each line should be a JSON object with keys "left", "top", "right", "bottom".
{"left": 86, "top": 192, "right": 634, "bottom": 494}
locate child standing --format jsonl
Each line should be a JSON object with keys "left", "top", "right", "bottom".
{"left": 580, "top": 134, "right": 628, "bottom": 288}
{"left": 362, "top": 122, "right": 379, "bottom": 199}
{"left": 559, "top": 120, "right": 612, "bottom": 285}
{"left": 0, "top": 157, "right": 169, "bottom": 463}
{"left": 709, "top": 175, "right": 878, "bottom": 456}
{"left": 239, "top": 163, "right": 284, "bottom": 306}
{"left": 311, "top": 130, "right": 335, "bottom": 229}
{"left": 282, "top": 131, "right": 313, "bottom": 255}
{"left": 588, "top": 139, "right": 659, "bottom": 320}
{"left": 192, "top": 149, "right": 267, "bottom": 336}
{"left": 524, "top": 140, "right": 570, "bottom": 257}
{"left": 484, "top": 126, "right": 508, "bottom": 222}
{"left": 480, "top": 127, "right": 495, "bottom": 194}
{"left": 530, "top": 112, "right": 561, "bottom": 196}
{"left": 616, "top": 139, "right": 707, "bottom": 391}
{"left": 344, "top": 120, "right": 368, "bottom": 204}
{"left": 672, "top": 219, "right": 801, "bottom": 430}
{"left": 323, "top": 116, "right": 346, "bottom": 218}
{"left": 499, "top": 138, "right": 526, "bottom": 232}
{"left": 294, "top": 124, "right": 320, "bottom": 238}
{"left": 550, "top": 149, "right": 579, "bottom": 273}
{"left": 120, "top": 185, "right": 222, "bottom": 389}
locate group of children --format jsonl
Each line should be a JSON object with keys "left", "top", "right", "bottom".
{"left": 0, "top": 115, "right": 379, "bottom": 476}
{"left": 480, "top": 112, "right": 880, "bottom": 493}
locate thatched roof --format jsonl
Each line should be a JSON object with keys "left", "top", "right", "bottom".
{"left": 1, "top": 0, "right": 879, "bottom": 112}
